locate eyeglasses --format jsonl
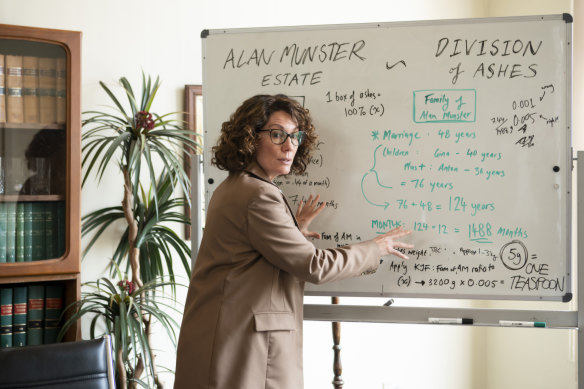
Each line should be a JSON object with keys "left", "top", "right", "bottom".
{"left": 257, "top": 129, "right": 304, "bottom": 146}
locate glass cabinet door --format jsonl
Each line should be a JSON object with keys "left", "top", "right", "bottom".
{"left": 0, "top": 38, "right": 68, "bottom": 262}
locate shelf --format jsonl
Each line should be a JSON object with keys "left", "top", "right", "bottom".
{"left": 0, "top": 274, "right": 81, "bottom": 342}
{"left": 0, "top": 271, "right": 77, "bottom": 285}
{"left": 0, "top": 195, "right": 65, "bottom": 202}
{"left": 0, "top": 123, "right": 66, "bottom": 131}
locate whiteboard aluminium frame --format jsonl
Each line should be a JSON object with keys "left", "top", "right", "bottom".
{"left": 201, "top": 13, "right": 572, "bottom": 36}
{"left": 199, "top": 13, "right": 574, "bottom": 301}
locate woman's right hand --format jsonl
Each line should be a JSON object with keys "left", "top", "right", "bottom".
{"left": 373, "top": 226, "right": 413, "bottom": 260}
{"left": 295, "top": 194, "right": 326, "bottom": 239}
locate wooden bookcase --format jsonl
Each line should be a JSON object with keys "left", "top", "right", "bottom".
{"left": 0, "top": 24, "right": 81, "bottom": 342}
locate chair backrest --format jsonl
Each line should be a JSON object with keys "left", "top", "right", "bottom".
{"left": 0, "top": 335, "right": 115, "bottom": 389}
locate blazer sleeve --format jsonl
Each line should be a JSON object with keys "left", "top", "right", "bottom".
{"left": 246, "top": 186, "right": 381, "bottom": 284}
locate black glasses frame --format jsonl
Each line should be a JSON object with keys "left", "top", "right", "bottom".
{"left": 257, "top": 129, "right": 304, "bottom": 146}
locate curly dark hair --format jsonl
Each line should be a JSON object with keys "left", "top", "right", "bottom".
{"left": 211, "top": 94, "right": 317, "bottom": 175}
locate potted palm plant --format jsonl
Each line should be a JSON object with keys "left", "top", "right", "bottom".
{"left": 60, "top": 73, "right": 200, "bottom": 388}
{"left": 59, "top": 270, "right": 182, "bottom": 388}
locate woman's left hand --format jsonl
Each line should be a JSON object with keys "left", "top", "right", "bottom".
{"left": 295, "top": 194, "right": 326, "bottom": 239}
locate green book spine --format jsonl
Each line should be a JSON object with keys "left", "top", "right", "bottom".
{"left": 44, "top": 203, "right": 56, "bottom": 259}
{"left": 0, "top": 202, "right": 6, "bottom": 263}
{"left": 56, "top": 201, "right": 65, "bottom": 257}
{"left": 0, "top": 288, "right": 13, "bottom": 348}
{"left": 5, "top": 202, "right": 16, "bottom": 262}
{"left": 26, "top": 285, "right": 44, "bottom": 345}
{"left": 12, "top": 286, "right": 27, "bottom": 347}
{"left": 15, "top": 202, "right": 24, "bottom": 262}
{"left": 43, "top": 284, "right": 63, "bottom": 344}
{"left": 23, "top": 202, "right": 32, "bottom": 262}
{"left": 31, "top": 202, "right": 45, "bottom": 261}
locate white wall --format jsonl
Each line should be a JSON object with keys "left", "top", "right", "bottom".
{"left": 0, "top": 1, "right": 576, "bottom": 388}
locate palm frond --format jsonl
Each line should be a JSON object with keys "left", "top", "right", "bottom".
{"left": 98, "top": 81, "right": 128, "bottom": 116}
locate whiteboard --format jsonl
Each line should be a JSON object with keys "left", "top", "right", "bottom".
{"left": 201, "top": 14, "right": 572, "bottom": 301}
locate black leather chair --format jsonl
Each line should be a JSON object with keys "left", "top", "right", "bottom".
{"left": 0, "top": 335, "right": 115, "bottom": 389}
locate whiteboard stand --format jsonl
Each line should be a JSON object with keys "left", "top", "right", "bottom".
{"left": 304, "top": 150, "right": 584, "bottom": 387}
{"left": 578, "top": 150, "right": 584, "bottom": 389}
{"left": 196, "top": 13, "right": 575, "bottom": 384}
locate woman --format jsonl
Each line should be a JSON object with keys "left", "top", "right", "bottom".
{"left": 174, "top": 94, "right": 412, "bottom": 389}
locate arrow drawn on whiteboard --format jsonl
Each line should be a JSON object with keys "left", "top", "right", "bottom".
{"left": 361, "top": 144, "right": 393, "bottom": 210}
{"left": 361, "top": 172, "right": 391, "bottom": 209}
{"left": 386, "top": 60, "right": 406, "bottom": 70}
{"left": 539, "top": 84, "right": 554, "bottom": 101}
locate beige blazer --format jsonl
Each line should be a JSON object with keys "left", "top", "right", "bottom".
{"left": 174, "top": 162, "right": 381, "bottom": 389}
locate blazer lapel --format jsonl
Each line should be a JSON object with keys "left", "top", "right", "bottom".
{"left": 244, "top": 163, "right": 299, "bottom": 228}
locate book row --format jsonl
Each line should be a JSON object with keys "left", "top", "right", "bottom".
{"left": 0, "top": 54, "right": 67, "bottom": 125}
{"left": 0, "top": 283, "right": 65, "bottom": 348}
{"left": 0, "top": 201, "right": 65, "bottom": 262}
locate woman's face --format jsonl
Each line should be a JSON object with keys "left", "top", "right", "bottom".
{"left": 255, "top": 110, "right": 299, "bottom": 181}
